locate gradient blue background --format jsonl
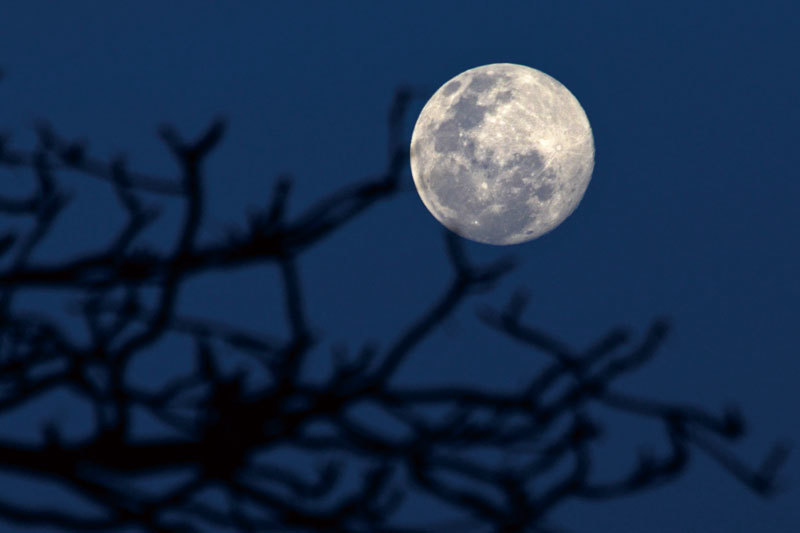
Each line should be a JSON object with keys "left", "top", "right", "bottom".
{"left": 1, "top": 1, "right": 798, "bottom": 531}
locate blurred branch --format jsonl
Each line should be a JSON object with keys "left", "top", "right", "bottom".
{"left": 0, "top": 87, "right": 789, "bottom": 533}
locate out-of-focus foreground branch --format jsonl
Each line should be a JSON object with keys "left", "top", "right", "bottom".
{"left": 0, "top": 86, "right": 789, "bottom": 533}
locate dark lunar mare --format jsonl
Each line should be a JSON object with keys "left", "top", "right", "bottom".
{"left": 432, "top": 71, "right": 508, "bottom": 155}
{"left": 423, "top": 152, "right": 550, "bottom": 244}
{"left": 426, "top": 70, "right": 549, "bottom": 242}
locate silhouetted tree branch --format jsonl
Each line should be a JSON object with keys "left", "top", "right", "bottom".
{"left": 0, "top": 84, "right": 789, "bottom": 533}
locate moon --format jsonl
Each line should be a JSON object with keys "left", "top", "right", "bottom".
{"left": 410, "top": 63, "right": 594, "bottom": 245}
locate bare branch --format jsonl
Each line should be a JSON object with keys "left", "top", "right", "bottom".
{"left": 0, "top": 86, "right": 787, "bottom": 533}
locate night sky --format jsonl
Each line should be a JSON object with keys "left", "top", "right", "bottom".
{"left": 1, "top": 1, "right": 798, "bottom": 531}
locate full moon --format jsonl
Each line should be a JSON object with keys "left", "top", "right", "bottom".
{"left": 410, "top": 63, "right": 594, "bottom": 245}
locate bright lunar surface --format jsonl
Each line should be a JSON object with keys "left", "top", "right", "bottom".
{"left": 410, "top": 63, "right": 594, "bottom": 245}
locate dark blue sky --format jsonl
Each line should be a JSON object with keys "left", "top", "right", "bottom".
{"left": 1, "top": 1, "right": 798, "bottom": 531}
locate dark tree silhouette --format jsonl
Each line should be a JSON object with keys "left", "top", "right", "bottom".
{"left": 0, "top": 86, "right": 789, "bottom": 533}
